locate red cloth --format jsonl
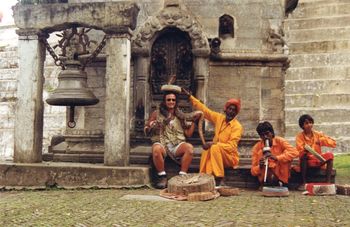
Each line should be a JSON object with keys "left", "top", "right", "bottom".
{"left": 307, "top": 152, "right": 334, "bottom": 167}
{"left": 305, "top": 183, "right": 336, "bottom": 195}
{"left": 224, "top": 98, "right": 241, "bottom": 113}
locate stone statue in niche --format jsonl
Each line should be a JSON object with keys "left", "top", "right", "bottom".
{"left": 219, "top": 15, "right": 234, "bottom": 38}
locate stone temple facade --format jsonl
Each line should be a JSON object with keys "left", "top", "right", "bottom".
{"left": 0, "top": 0, "right": 349, "bottom": 164}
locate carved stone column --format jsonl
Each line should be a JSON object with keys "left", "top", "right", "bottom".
{"left": 14, "top": 29, "right": 46, "bottom": 163}
{"left": 104, "top": 32, "right": 132, "bottom": 166}
{"left": 133, "top": 48, "right": 150, "bottom": 126}
{"left": 193, "top": 49, "right": 210, "bottom": 104}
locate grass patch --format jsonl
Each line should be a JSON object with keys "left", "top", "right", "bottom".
{"left": 334, "top": 154, "right": 350, "bottom": 169}
{"left": 334, "top": 154, "right": 350, "bottom": 184}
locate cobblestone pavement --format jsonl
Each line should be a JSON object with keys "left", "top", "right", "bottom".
{"left": 1, "top": 188, "right": 350, "bottom": 227}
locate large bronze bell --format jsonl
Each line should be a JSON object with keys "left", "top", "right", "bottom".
{"left": 46, "top": 60, "right": 99, "bottom": 128}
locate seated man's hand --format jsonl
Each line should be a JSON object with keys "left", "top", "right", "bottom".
{"left": 268, "top": 154, "right": 278, "bottom": 161}
{"left": 259, "top": 158, "right": 266, "bottom": 168}
{"left": 202, "top": 142, "right": 214, "bottom": 150}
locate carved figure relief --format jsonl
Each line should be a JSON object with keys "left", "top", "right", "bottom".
{"left": 132, "top": 6, "right": 209, "bottom": 51}
{"left": 267, "top": 27, "right": 288, "bottom": 54}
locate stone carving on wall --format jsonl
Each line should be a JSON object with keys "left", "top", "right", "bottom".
{"left": 132, "top": 5, "right": 209, "bottom": 51}
{"left": 267, "top": 27, "right": 288, "bottom": 54}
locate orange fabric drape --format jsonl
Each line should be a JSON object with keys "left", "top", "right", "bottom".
{"left": 295, "top": 130, "right": 336, "bottom": 168}
{"left": 251, "top": 136, "right": 298, "bottom": 183}
{"left": 190, "top": 96, "right": 243, "bottom": 177}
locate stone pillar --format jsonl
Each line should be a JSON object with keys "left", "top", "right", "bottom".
{"left": 14, "top": 29, "right": 46, "bottom": 163}
{"left": 133, "top": 49, "right": 150, "bottom": 119}
{"left": 193, "top": 49, "right": 210, "bottom": 104}
{"left": 104, "top": 32, "right": 131, "bottom": 166}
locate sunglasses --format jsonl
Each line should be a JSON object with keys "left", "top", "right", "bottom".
{"left": 166, "top": 99, "right": 176, "bottom": 102}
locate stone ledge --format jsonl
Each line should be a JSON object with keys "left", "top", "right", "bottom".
{"left": 0, "top": 162, "right": 150, "bottom": 189}
{"left": 13, "top": 2, "right": 140, "bottom": 33}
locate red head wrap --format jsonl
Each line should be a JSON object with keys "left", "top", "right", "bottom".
{"left": 224, "top": 98, "right": 241, "bottom": 113}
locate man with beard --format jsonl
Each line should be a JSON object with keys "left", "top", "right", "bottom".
{"left": 182, "top": 88, "right": 243, "bottom": 186}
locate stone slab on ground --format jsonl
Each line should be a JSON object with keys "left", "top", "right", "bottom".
{"left": 119, "top": 194, "right": 174, "bottom": 202}
{"left": 0, "top": 162, "right": 150, "bottom": 189}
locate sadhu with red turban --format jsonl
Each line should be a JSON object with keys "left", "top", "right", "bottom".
{"left": 183, "top": 88, "right": 243, "bottom": 186}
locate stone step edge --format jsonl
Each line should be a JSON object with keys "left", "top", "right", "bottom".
{"left": 288, "top": 39, "right": 350, "bottom": 45}
{"left": 285, "top": 78, "right": 350, "bottom": 82}
{"left": 285, "top": 106, "right": 350, "bottom": 111}
{"left": 286, "top": 25, "right": 350, "bottom": 32}
{"left": 285, "top": 14, "right": 350, "bottom": 22}
{"left": 285, "top": 93, "right": 350, "bottom": 96}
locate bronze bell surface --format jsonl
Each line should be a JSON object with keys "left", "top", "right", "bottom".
{"left": 46, "top": 60, "right": 99, "bottom": 106}
{"left": 46, "top": 60, "right": 99, "bottom": 128}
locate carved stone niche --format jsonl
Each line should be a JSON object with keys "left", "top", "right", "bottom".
{"left": 131, "top": 2, "right": 210, "bottom": 138}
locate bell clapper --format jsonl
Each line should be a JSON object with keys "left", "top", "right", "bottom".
{"left": 68, "top": 106, "right": 76, "bottom": 128}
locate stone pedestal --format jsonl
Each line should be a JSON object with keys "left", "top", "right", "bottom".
{"left": 14, "top": 29, "right": 46, "bottom": 163}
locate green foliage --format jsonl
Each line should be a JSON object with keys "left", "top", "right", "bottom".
{"left": 334, "top": 154, "right": 350, "bottom": 169}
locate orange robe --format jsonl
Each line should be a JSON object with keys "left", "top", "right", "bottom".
{"left": 251, "top": 136, "right": 298, "bottom": 183}
{"left": 190, "top": 96, "right": 243, "bottom": 177}
{"left": 295, "top": 130, "right": 336, "bottom": 168}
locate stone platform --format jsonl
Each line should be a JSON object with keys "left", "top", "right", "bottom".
{"left": 42, "top": 144, "right": 336, "bottom": 190}
{"left": 0, "top": 162, "right": 150, "bottom": 189}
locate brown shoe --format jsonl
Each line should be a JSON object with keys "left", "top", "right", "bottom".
{"left": 155, "top": 175, "right": 167, "bottom": 189}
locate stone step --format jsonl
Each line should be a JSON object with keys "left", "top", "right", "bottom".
{"left": 286, "top": 65, "right": 350, "bottom": 81}
{"left": 284, "top": 107, "right": 350, "bottom": 124}
{"left": 0, "top": 54, "right": 18, "bottom": 69}
{"left": 286, "top": 26, "right": 350, "bottom": 42}
{"left": 288, "top": 39, "right": 350, "bottom": 54}
{"left": 288, "top": 53, "right": 350, "bottom": 67}
{"left": 285, "top": 123, "right": 350, "bottom": 141}
{"left": 285, "top": 15, "right": 350, "bottom": 30}
{"left": 285, "top": 79, "right": 350, "bottom": 94}
{"left": 0, "top": 68, "right": 18, "bottom": 80}
{"left": 285, "top": 93, "right": 350, "bottom": 108}
{"left": 291, "top": 2, "right": 350, "bottom": 19}
{"left": 0, "top": 80, "right": 17, "bottom": 92}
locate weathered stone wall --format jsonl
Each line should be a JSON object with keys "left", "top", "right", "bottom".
{"left": 0, "top": 26, "right": 66, "bottom": 160}
{"left": 284, "top": 0, "right": 350, "bottom": 153}
{"left": 208, "top": 64, "right": 284, "bottom": 137}
{"left": 0, "top": 26, "right": 17, "bottom": 160}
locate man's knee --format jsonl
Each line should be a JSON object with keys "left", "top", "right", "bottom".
{"left": 183, "top": 143, "right": 194, "bottom": 155}
{"left": 152, "top": 144, "right": 164, "bottom": 158}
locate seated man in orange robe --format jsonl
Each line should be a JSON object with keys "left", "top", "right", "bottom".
{"left": 182, "top": 88, "right": 243, "bottom": 186}
{"left": 296, "top": 114, "right": 336, "bottom": 190}
{"left": 251, "top": 121, "right": 298, "bottom": 187}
